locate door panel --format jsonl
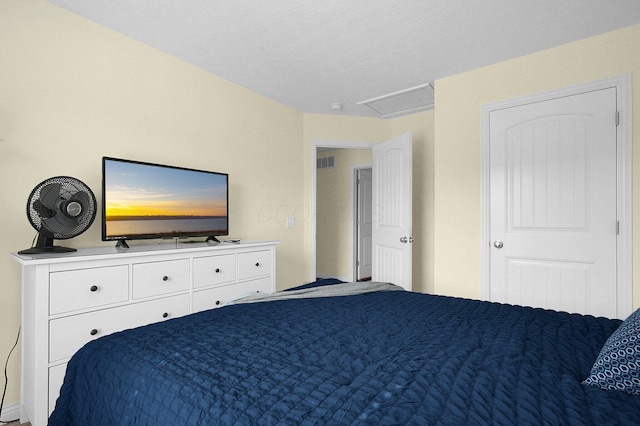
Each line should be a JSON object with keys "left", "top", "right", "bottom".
{"left": 490, "top": 88, "right": 617, "bottom": 318}
{"left": 372, "top": 132, "right": 412, "bottom": 290}
{"left": 508, "top": 115, "right": 589, "bottom": 230}
{"left": 506, "top": 258, "right": 590, "bottom": 314}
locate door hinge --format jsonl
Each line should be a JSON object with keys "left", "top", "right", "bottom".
{"left": 616, "top": 220, "right": 620, "bottom": 235}
{"left": 615, "top": 111, "right": 620, "bottom": 126}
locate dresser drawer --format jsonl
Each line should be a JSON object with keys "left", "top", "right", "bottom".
{"left": 132, "top": 259, "right": 189, "bottom": 299}
{"left": 193, "top": 277, "right": 272, "bottom": 313}
{"left": 193, "top": 254, "right": 237, "bottom": 288}
{"left": 237, "top": 250, "right": 272, "bottom": 280}
{"left": 50, "top": 266, "right": 129, "bottom": 315}
{"left": 49, "top": 363, "right": 67, "bottom": 415}
{"left": 49, "top": 293, "right": 190, "bottom": 362}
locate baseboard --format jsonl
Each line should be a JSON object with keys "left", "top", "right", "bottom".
{"left": 0, "top": 402, "right": 20, "bottom": 423}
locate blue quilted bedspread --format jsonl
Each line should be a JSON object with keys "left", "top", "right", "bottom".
{"left": 50, "top": 287, "right": 640, "bottom": 425}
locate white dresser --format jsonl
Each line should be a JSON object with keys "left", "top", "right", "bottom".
{"left": 11, "top": 240, "right": 278, "bottom": 426}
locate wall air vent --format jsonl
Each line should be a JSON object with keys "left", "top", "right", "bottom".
{"left": 357, "top": 83, "right": 434, "bottom": 118}
{"left": 317, "top": 156, "right": 335, "bottom": 169}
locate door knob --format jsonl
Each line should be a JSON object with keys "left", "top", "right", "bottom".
{"left": 494, "top": 240, "right": 504, "bottom": 249}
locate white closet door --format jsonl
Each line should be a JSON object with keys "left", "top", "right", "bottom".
{"left": 489, "top": 88, "right": 618, "bottom": 318}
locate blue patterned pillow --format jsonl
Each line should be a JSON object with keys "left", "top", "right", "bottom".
{"left": 583, "top": 308, "right": 640, "bottom": 395}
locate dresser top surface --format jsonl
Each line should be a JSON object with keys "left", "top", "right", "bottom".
{"left": 11, "top": 240, "right": 280, "bottom": 265}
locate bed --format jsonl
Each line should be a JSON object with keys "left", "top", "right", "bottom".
{"left": 49, "top": 279, "right": 640, "bottom": 425}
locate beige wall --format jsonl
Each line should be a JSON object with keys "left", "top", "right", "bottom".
{"left": 0, "top": 0, "right": 307, "bottom": 407}
{"left": 434, "top": 23, "right": 640, "bottom": 303}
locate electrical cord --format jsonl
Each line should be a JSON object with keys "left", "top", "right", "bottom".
{"left": 0, "top": 326, "right": 20, "bottom": 424}
{"left": 26, "top": 232, "right": 37, "bottom": 251}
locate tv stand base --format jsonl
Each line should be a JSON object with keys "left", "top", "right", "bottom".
{"left": 115, "top": 240, "right": 130, "bottom": 249}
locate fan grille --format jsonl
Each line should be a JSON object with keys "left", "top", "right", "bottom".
{"left": 26, "top": 176, "right": 97, "bottom": 240}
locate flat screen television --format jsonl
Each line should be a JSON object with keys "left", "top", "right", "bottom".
{"left": 102, "top": 157, "right": 228, "bottom": 247}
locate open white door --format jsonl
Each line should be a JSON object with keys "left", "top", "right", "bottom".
{"left": 372, "top": 132, "right": 413, "bottom": 290}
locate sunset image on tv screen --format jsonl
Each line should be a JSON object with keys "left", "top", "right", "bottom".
{"left": 103, "top": 159, "right": 228, "bottom": 238}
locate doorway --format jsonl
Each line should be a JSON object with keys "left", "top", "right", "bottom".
{"left": 314, "top": 143, "right": 372, "bottom": 282}
{"left": 312, "top": 132, "right": 414, "bottom": 290}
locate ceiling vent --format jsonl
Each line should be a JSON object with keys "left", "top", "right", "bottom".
{"left": 357, "top": 83, "right": 434, "bottom": 118}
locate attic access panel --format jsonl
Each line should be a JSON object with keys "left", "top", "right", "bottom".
{"left": 358, "top": 83, "right": 434, "bottom": 118}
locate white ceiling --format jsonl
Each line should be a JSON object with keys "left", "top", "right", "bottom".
{"left": 48, "top": 0, "right": 640, "bottom": 117}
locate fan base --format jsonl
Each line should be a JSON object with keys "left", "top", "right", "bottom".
{"left": 18, "top": 246, "right": 77, "bottom": 255}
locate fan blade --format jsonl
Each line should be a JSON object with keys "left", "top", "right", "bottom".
{"left": 42, "top": 212, "right": 78, "bottom": 237}
{"left": 32, "top": 199, "right": 56, "bottom": 219}
{"left": 57, "top": 210, "right": 78, "bottom": 227}
{"left": 39, "top": 183, "right": 62, "bottom": 209}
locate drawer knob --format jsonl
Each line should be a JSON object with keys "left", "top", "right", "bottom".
{"left": 255, "top": 262, "right": 260, "bottom": 267}
{"left": 162, "top": 312, "right": 169, "bottom": 318}
{"left": 90, "top": 285, "right": 98, "bottom": 292}
{"left": 162, "top": 275, "right": 169, "bottom": 281}
{"left": 215, "top": 268, "right": 220, "bottom": 273}
{"left": 90, "top": 329, "right": 98, "bottom": 336}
